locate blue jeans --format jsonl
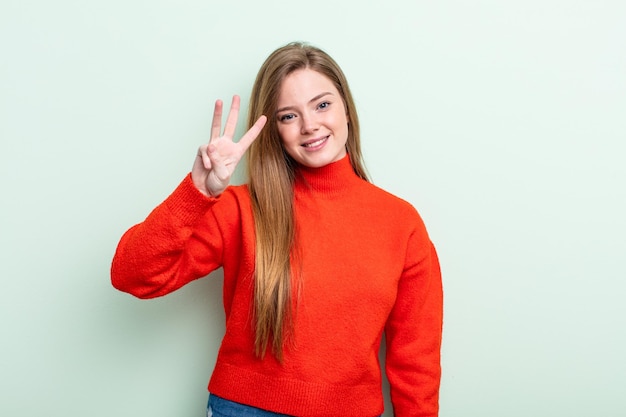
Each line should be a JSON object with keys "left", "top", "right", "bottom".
{"left": 207, "top": 394, "right": 292, "bottom": 417}
{"left": 207, "top": 393, "right": 382, "bottom": 417}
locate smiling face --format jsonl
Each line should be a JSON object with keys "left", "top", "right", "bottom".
{"left": 275, "top": 68, "right": 349, "bottom": 168}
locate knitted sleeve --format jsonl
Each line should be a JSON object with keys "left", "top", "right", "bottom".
{"left": 110, "top": 174, "right": 228, "bottom": 299}
{"left": 384, "top": 217, "right": 443, "bottom": 417}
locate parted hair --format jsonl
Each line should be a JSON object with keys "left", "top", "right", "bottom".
{"left": 246, "top": 42, "right": 369, "bottom": 359}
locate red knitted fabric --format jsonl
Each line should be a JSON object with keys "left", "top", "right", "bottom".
{"left": 111, "top": 156, "right": 443, "bottom": 417}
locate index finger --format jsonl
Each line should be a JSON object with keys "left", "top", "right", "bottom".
{"left": 237, "top": 115, "right": 267, "bottom": 151}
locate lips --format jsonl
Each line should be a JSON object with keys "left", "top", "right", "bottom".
{"left": 302, "top": 135, "right": 329, "bottom": 148}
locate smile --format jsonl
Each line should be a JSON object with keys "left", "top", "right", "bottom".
{"left": 302, "top": 136, "right": 329, "bottom": 148}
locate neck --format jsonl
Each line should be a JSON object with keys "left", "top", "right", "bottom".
{"left": 294, "top": 155, "right": 361, "bottom": 197}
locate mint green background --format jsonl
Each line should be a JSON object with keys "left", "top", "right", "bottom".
{"left": 1, "top": 1, "right": 624, "bottom": 416}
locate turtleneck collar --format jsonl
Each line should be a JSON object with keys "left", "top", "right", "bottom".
{"left": 294, "top": 154, "right": 363, "bottom": 197}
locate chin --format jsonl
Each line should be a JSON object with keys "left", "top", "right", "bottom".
{"left": 288, "top": 145, "right": 346, "bottom": 168}
{"left": 298, "top": 155, "right": 338, "bottom": 168}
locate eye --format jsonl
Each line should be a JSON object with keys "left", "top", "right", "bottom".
{"left": 278, "top": 113, "right": 295, "bottom": 122}
{"left": 317, "top": 101, "right": 331, "bottom": 110}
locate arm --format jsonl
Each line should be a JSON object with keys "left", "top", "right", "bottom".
{"left": 111, "top": 96, "right": 266, "bottom": 298}
{"left": 110, "top": 175, "right": 222, "bottom": 298}
{"left": 385, "top": 224, "right": 443, "bottom": 417}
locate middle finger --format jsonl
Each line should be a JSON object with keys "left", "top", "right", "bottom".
{"left": 222, "top": 95, "right": 241, "bottom": 139}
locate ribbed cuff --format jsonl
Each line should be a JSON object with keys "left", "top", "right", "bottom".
{"left": 163, "top": 173, "right": 219, "bottom": 225}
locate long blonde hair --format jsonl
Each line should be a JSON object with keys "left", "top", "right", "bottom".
{"left": 246, "top": 42, "right": 369, "bottom": 359}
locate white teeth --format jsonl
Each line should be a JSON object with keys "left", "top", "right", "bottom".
{"left": 303, "top": 137, "right": 327, "bottom": 147}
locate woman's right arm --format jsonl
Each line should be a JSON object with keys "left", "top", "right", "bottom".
{"left": 110, "top": 175, "right": 220, "bottom": 298}
{"left": 111, "top": 96, "right": 266, "bottom": 298}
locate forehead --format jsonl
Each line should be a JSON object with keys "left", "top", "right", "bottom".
{"left": 277, "top": 68, "right": 339, "bottom": 104}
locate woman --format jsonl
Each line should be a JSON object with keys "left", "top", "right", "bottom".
{"left": 111, "top": 42, "right": 443, "bottom": 417}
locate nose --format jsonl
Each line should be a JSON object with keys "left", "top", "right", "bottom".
{"left": 300, "top": 111, "right": 319, "bottom": 135}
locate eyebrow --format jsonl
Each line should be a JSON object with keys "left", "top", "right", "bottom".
{"left": 275, "top": 92, "right": 334, "bottom": 114}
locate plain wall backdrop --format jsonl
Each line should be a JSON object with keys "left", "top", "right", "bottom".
{"left": 1, "top": 1, "right": 624, "bottom": 416}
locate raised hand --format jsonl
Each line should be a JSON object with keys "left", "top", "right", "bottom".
{"left": 192, "top": 95, "right": 267, "bottom": 197}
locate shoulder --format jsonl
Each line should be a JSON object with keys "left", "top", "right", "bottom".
{"left": 359, "top": 180, "right": 423, "bottom": 221}
{"left": 349, "top": 180, "right": 431, "bottom": 244}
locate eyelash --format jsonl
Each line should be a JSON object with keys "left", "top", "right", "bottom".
{"left": 317, "top": 101, "right": 330, "bottom": 110}
{"left": 278, "top": 101, "right": 331, "bottom": 122}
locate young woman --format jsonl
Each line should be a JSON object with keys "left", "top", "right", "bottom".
{"left": 111, "top": 42, "right": 443, "bottom": 417}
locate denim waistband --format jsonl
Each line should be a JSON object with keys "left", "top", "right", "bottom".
{"left": 208, "top": 394, "right": 292, "bottom": 417}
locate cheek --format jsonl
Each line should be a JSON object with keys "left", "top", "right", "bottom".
{"left": 335, "top": 113, "right": 349, "bottom": 139}
{"left": 333, "top": 109, "right": 349, "bottom": 128}
{"left": 277, "top": 125, "right": 298, "bottom": 147}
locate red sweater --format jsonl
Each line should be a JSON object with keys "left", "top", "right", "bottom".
{"left": 111, "top": 156, "right": 443, "bottom": 417}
